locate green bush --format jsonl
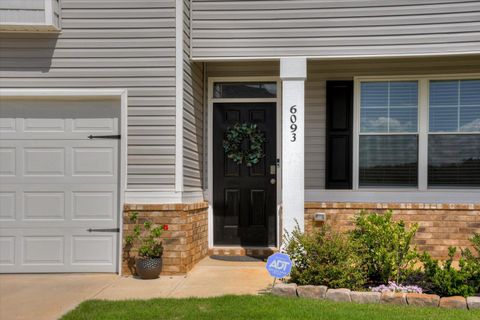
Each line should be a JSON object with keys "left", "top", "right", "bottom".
{"left": 283, "top": 212, "right": 479, "bottom": 297}
{"left": 350, "top": 210, "right": 419, "bottom": 285}
{"left": 463, "top": 233, "right": 480, "bottom": 287}
{"left": 284, "top": 223, "right": 366, "bottom": 290}
{"left": 420, "top": 234, "right": 480, "bottom": 297}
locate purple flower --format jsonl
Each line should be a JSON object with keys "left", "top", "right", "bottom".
{"left": 371, "top": 281, "right": 422, "bottom": 294}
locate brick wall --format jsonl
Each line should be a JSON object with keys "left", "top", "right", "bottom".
{"left": 305, "top": 202, "right": 480, "bottom": 260}
{"left": 123, "top": 202, "right": 208, "bottom": 275}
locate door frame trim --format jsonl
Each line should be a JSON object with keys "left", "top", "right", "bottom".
{"left": 206, "top": 77, "right": 282, "bottom": 248}
{"left": 0, "top": 88, "right": 128, "bottom": 275}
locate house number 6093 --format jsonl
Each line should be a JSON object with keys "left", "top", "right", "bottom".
{"left": 290, "top": 105, "right": 297, "bottom": 142}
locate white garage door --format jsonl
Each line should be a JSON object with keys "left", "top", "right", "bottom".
{"left": 0, "top": 98, "right": 120, "bottom": 273}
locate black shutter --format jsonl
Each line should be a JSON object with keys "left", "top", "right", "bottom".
{"left": 326, "top": 81, "right": 353, "bottom": 189}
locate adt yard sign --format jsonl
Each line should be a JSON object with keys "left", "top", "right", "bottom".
{"left": 266, "top": 253, "right": 292, "bottom": 278}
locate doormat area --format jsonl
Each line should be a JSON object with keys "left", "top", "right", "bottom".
{"left": 209, "top": 255, "right": 264, "bottom": 262}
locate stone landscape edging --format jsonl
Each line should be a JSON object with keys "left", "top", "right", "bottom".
{"left": 271, "top": 283, "right": 480, "bottom": 310}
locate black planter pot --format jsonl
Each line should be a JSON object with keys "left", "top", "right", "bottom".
{"left": 136, "top": 257, "right": 162, "bottom": 279}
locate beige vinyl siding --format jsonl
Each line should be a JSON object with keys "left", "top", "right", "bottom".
{"left": 0, "top": 0, "right": 176, "bottom": 189}
{"left": 205, "top": 61, "right": 326, "bottom": 189}
{"left": 191, "top": 0, "right": 480, "bottom": 59}
{"left": 206, "top": 55, "right": 480, "bottom": 189}
{"left": 183, "top": 0, "right": 205, "bottom": 191}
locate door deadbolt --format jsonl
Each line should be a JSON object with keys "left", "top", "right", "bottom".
{"left": 270, "top": 165, "right": 276, "bottom": 175}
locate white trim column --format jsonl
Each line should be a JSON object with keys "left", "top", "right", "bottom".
{"left": 174, "top": 0, "right": 184, "bottom": 193}
{"left": 280, "top": 57, "right": 307, "bottom": 236}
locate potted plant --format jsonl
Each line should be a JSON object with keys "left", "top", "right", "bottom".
{"left": 125, "top": 211, "right": 166, "bottom": 279}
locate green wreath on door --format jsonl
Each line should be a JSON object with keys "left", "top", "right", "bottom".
{"left": 223, "top": 123, "right": 265, "bottom": 167}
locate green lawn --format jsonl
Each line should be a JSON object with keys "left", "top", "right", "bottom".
{"left": 61, "top": 295, "right": 480, "bottom": 320}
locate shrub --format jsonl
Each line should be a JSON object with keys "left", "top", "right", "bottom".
{"left": 462, "top": 234, "right": 480, "bottom": 292}
{"left": 401, "top": 269, "right": 437, "bottom": 294}
{"left": 284, "top": 223, "right": 366, "bottom": 290}
{"left": 420, "top": 234, "right": 480, "bottom": 297}
{"left": 350, "top": 210, "right": 419, "bottom": 285}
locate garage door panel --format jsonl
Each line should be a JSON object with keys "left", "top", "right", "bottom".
{"left": 72, "top": 191, "right": 115, "bottom": 220}
{"left": 0, "top": 192, "right": 16, "bottom": 221}
{"left": 72, "top": 147, "right": 115, "bottom": 176}
{"left": 0, "top": 184, "right": 117, "bottom": 192}
{"left": 0, "top": 98, "right": 120, "bottom": 273}
{"left": 0, "top": 118, "right": 16, "bottom": 133}
{"left": 2, "top": 220, "right": 118, "bottom": 229}
{"left": 24, "top": 118, "right": 66, "bottom": 133}
{"left": 0, "top": 230, "right": 118, "bottom": 273}
{"left": 72, "top": 235, "right": 115, "bottom": 265}
{"left": 2, "top": 176, "right": 118, "bottom": 185}
{"left": 0, "top": 99, "right": 119, "bottom": 140}
{"left": 72, "top": 118, "right": 116, "bottom": 133}
{"left": 24, "top": 148, "right": 65, "bottom": 176}
{"left": 0, "top": 187, "right": 117, "bottom": 228}
{"left": 0, "top": 147, "right": 16, "bottom": 176}
{"left": 0, "top": 237, "right": 15, "bottom": 265}
{"left": 23, "top": 236, "right": 65, "bottom": 265}
{"left": 0, "top": 140, "right": 118, "bottom": 184}
{"left": 0, "top": 131, "right": 119, "bottom": 141}
{"left": 24, "top": 192, "right": 65, "bottom": 220}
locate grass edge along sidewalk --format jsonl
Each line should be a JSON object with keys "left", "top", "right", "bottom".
{"left": 61, "top": 295, "right": 480, "bottom": 320}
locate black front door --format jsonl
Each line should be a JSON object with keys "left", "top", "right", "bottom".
{"left": 213, "top": 103, "right": 276, "bottom": 246}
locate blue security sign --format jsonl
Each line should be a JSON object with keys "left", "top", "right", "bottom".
{"left": 266, "top": 253, "right": 292, "bottom": 278}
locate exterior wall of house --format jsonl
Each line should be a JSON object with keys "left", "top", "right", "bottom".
{"left": 191, "top": 0, "right": 480, "bottom": 59}
{"left": 205, "top": 56, "right": 480, "bottom": 190}
{"left": 2, "top": 1, "right": 479, "bottom": 276}
{"left": 0, "top": 0, "right": 177, "bottom": 190}
{"left": 183, "top": 0, "right": 205, "bottom": 193}
{"left": 305, "top": 202, "right": 480, "bottom": 260}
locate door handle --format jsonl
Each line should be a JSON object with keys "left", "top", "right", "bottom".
{"left": 270, "top": 165, "right": 276, "bottom": 175}
{"left": 270, "top": 178, "right": 276, "bottom": 185}
{"left": 88, "top": 135, "right": 121, "bottom": 140}
{"left": 87, "top": 228, "right": 120, "bottom": 233}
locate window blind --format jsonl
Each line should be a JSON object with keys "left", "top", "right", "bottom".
{"left": 359, "top": 135, "right": 418, "bottom": 187}
{"left": 359, "top": 81, "right": 418, "bottom": 187}
{"left": 429, "top": 79, "right": 480, "bottom": 187}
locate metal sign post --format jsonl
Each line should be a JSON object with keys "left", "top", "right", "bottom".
{"left": 266, "top": 252, "right": 293, "bottom": 287}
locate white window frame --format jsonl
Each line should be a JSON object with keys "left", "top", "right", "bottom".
{"left": 0, "top": 0, "right": 61, "bottom": 32}
{"left": 353, "top": 73, "right": 480, "bottom": 192}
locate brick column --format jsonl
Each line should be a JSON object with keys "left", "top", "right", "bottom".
{"left": 123, "top": 202, "right": 208, "bottom": 275}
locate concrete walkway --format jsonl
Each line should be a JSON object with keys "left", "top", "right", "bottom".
{"left": 0, "top": 257, "right": 272, "bottom": 320}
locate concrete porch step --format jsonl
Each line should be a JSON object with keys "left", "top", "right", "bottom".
{"left": 208, "top": 247, "right": 278, "bottom": 259}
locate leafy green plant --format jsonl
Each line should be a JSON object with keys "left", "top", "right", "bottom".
{"left": 125, "top": 211, "right": 164, "bottom": 258}
{"left": 350, "top": 210, "right": 419, "bottom": 285}
{"left": 420, "top": 234, "right": 480, "bottom": 297}
{"left": 462, "top": 233, "right": 480, "bottom": 287}
{"left": 284, "top": 223, "right": 367, "bottom": 290}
